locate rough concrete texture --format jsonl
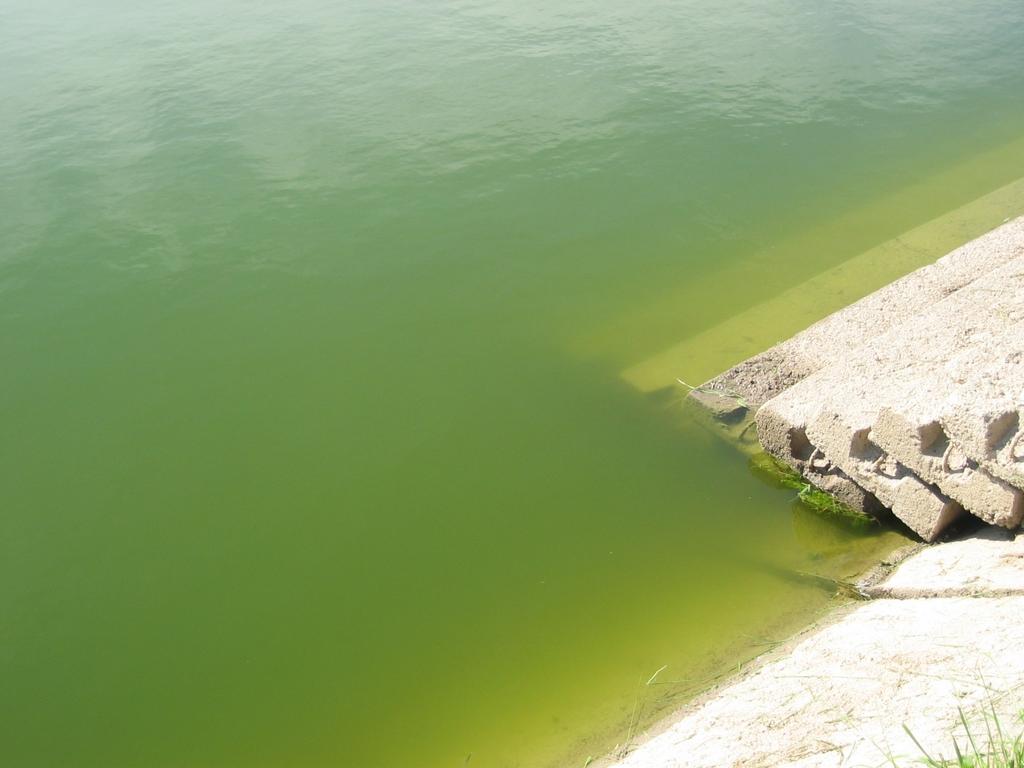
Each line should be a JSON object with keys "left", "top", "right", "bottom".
{"left": 672, "top": 217, "right": 1024, "bottom": 525}
{"left": 889, "top": 477, "right": 964, "bottom": 543}
{"left": 804, "top": 410, "right": 909, "bottom": 509}
{"left": 608, "top": 533, "right": 1024, "bottom": 768}
{"left": 859, "top": 323, "right": 1024, "bottom": 526}
{"left": 804, "top": 410, "right": 963, "bottom": 541}
{"left": 805, "top": 399, "right": 1014, "bottom": 534}
{"left": 873, "top": 404, "right": 1022, "bottom": 528}
{"left": 698, "top": 215, "right": 1024, "bottom": 416}
{"left": 940, "top": 357, "right": 1024, "bottom": 488}
{"left": 866, "top": 528, "right": 1024, "bottom": 598}
{"left": 740, "top": 398, "right": 883, "bottom": 516}
{"left": 757, "top": 249, "right": 1024, "bottom": 535}
{"left": 942, "top": 397, "right": 1024, "bottom": 489}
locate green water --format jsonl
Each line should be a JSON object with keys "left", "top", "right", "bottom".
{"left": 3, "top": 2, "right": 1024, "bottom": 766}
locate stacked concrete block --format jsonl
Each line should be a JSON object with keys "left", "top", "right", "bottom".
{"left": 940, "top": 358, "right": 1024, "bottom": 489}
{"left": 755, "top": 252, "right": 1024, "bottom": 539}
{"left": 868, "top": 330, "right": 1024, "bottom": 528}
{"left": 806, "top": 410, "right": 964, "bottom": 542}
{"left": 687, "top": 216, "right": 1024, "bottom": 541}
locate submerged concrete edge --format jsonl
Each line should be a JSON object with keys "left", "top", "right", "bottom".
{"left": 691, "top": 216, "right": 1024, "bottom": 540}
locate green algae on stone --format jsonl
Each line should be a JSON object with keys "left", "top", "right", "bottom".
{"left": 748, "top": 451, "right": 878, "bottom": 531}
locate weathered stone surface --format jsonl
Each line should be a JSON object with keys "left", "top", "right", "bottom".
{"left": 606, "top": 533, "right": 1024, "bottom": 768}
{"left": 806, "top": 412, "right": 895, "bottom": 504}
{"left": 763, "top": 397, "right": 963, "bottom": 540}
{"left": 803, "top": 410, "right": 962, "bottom": 540}
{"left": 608, "top": 595, "right": 1024, "bottom": 768}
{"left": 888, "top": 477, "right": 965, "bottom": 542}
{"left": 682, "top": 219, "right": 1024, "bottom": 529}
{"left": 757, "top": 252, "right": 1024, "bottom": 532}
{"left": 940, "top": 352, "right": 1024, "bottom": 489}
{"left": 866, "top": 528, "right": 1024, "bottom": 598}
{"left": 849, "top": 319, "right": 1024, "bottom": 527}
{"left": 698, "top": 216, "right": 1024, "bottom": 414}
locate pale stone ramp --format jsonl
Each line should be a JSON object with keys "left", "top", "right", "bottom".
{"left": 757, "top": 250, "right": 1024, "bottom": 537}
{"left": 606, "top": 534, "right": 1024, "bottom": 768}
{"left": 753, "top": 218, "right": 1024, "bottom": 477}
{"left": 867, "top": 528, "right": 1024, "bottom": 598}
{"left": 677, "top": 214, "right": 1024, "bottom": 414}
{"left": 755, "top": 218, "right": 1024, "bottom": 464}
{"left": 802, "top": 331, "right": 1024, "bottom": 532}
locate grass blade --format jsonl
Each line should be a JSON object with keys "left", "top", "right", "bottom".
{"left": 904, "top": 723, "right": 940, "bottom": 766}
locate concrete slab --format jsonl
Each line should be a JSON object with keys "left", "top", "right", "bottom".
{"left": 941, "top": 395, "right": 1024, "bottom": 488}
{"left": 703, "top": 214, "right": 1024, "bottom": 416}
{"left": 873, "top": 403, "right": 1023, "bottom": 528}
{"left": 766, "top": 399, "right": 963, "bottom": 541}
{"left": 758, "top": 253, "right": 1024, "bottom": 531}
{"left": 798, "top": 364, "right": 1020, "bottom": 533}
{"left": 889, "top": 477, "right": 965, "bottom": 543}
{"left": 940, "top": 358, "right": 1024, "bottom": 490}
{"left": 866, "top": 529, "right": 1024, "bottom": 598}
{"left": 609, "top": 594, "right": 1024, "bottom": 768}
{"left": 859, "top": 320, "right": 1024, "bottom": 528}
{"left": 804, "top": 410, "right": 963, "bottom": 541}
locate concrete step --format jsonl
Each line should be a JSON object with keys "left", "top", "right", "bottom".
{"left": 757, "top": 243, "right": 1024, "bottom": 535}
{"left": 939, "top": 356, "right": 1024, "bottom": 489}
{"left": 804, "top": 410, "right": 964, "bottom": 541}
{"left": 757, "top": 218, "right": 1024, "bottom": 472}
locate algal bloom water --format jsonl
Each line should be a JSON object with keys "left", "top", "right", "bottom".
{"left": 1, "top": 2, "right": 1023, "bottom": 766}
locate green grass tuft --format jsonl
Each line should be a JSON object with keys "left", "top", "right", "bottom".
{"left": 901, "top": 707, "right": 1024, "bottom": 767}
